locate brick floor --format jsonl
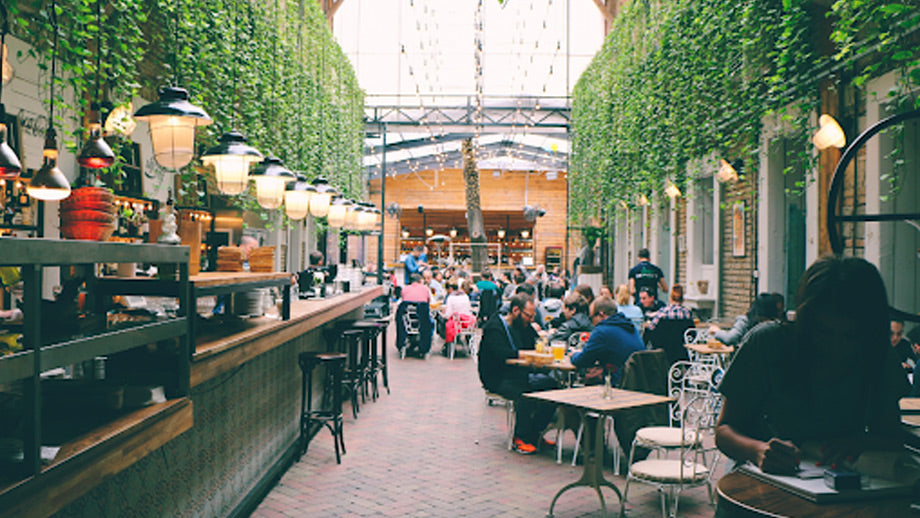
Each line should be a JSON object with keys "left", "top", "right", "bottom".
{"left": 252, "top": 330, "right": 722, "bottom": 518}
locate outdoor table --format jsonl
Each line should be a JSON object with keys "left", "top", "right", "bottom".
{"left": 525, "top": 386, "right": 673, "bottom": 517}
{"left": 507, "top": 354, "right": 576, "bottom": 386}
{"left": 901, "top": 397, "right": 920, "bottom": 427}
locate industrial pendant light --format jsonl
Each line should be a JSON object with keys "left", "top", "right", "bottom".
{"left": 308, "top": 177, "right": 336, "bottom": 217}
{"left": 283, "top": 174, "right": 314, "bottom": 220}
{"left": 134, "top": 0, "right": 211, "bottom": 169}
{"left": 327, "top": 196, "right": 352, "bottom": 228}
{"left": 77, "top": 0, "right": 114, "bottom": 170}
{"left": 201, "top": 131, "right": 262, "bottom": 194}
{"left": 27, "top": 0, "right": 70, "bottom": 201}
{"left": 345, "top": 202, "right": 364, "bottom": 231}
{"left": 250, "top": 155, "right": 294, "bottom": 209}
{"left": 0, "top": 3, "right": 20, "bottom": 179}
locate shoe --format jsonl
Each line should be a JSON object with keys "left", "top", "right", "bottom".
{"left": 513, "top": 438, "right": 536, "bottom": 455}
{"left": 540, "top": 437, "right": 557, "bottom": 449}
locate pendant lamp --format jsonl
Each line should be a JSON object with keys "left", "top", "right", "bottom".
{"left": 346, "top": 202, "right": 364, "bottom": 231}
{"left": 201, "top": 131, "right": 262, "bottom": 195}
{"left": 308, "top": 177, "right": 336, "bottom": 217}
{"left": 135, "top": 86, "right": 211, "bottom": 169}
{"left": 250, "top": 155, "right": 294, "bottom": 209}
{"left": 283, "top": 174, "right": 314, "bottom": 220}
{"left": 77, "top": 103, "right": 115, "bottom": 169}
{"left": 327, "top": 196, "right": 352, "bottom": 228}
{"left": 0, "top": 5, "right": 20, "bottom": 179}
{"left": 28, "top": 0, "right": 70, "bottom": 201}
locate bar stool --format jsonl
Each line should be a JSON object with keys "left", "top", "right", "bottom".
{"left": 373, "top": 317, "right": 391, "bottom": 394}
{"left": 352, "top": 320, "right": 386, "bottom": 401}
{"left": 336, "top": 329, "right": 365, "bottom": 418}
{"left": 298, "top": 351, "right": 347, "bottom": 464}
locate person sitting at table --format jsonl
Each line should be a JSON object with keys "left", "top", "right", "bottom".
{"left": 570, "top": 295, "right": 644, "bottom": 387}
{"left": 637, "top": 286, "right": 665, "bottom": 320}
{"left": 536, "top": 282, "right": 565, "bottom": 329}
{"left": 396, "top": 273, "right": 433, "bottom": 358}
{"left": 646, "top": 284, "right": 692, "bottom": 331}
{"left": 503, "top": 270, "right": 526, "bottom": 299}
{"left": 476, "top": 269, "right": 501, "bottom": 295}
{"left": 443, "top": 280, "right": 475, "bottom": 345}
{"left": 423, "top": 268, "right": 445, "bottom": 303}
{"left": 573, "top": 283, "right": 595, "bottom": 307}
{"left": 715, "top": 256, "right": 907, "bottom": 476}
{"left": 549, "top": 292, "right": 592, "bottom": 343}
{"left": 890, "top": 318, "right": 917, "bottom": 375}
{"left": 478, "top": 293, "right": 558, "bottom": 454}
{"left": 614, "top": 283, "right": 644, "bottom": 332}
{"left": 708, "top": 292, "right": 783, "bottom": 347}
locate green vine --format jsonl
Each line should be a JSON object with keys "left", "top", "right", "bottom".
{"left": 570, "top": 0, "right": 920, "bottom": 224}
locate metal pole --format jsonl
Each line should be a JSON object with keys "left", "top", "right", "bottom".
{"left": 377, "top": 123, "right": 386, "bottom": 285}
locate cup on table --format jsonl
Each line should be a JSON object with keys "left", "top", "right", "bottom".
{"left": 550, "top": 341, "right": 566, "bottom": 362}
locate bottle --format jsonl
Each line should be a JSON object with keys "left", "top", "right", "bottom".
{"left": 603, "top": 371, "right": 612, "bottom": 400}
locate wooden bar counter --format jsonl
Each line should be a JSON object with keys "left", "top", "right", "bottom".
{"left": 0, "top": 285, "right": 382, "bottom": 518}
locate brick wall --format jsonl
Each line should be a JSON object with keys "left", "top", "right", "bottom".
{"left": 676, "top": 198, "right": 687, "bottom": 286}
{"left": 718, "top": 176, "right": 758, "bottom": 319}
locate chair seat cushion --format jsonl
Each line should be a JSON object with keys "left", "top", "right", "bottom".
{"left": 629, "top": 459, "right": 709, "bottom": 483}
{"left": 635, "top": 426, "right": 700, "bottom": 447}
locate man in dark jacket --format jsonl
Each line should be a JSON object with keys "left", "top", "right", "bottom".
{"left": 571, "top": 296, "right": 644, "bottom": 386}
{"left": 478, "top": 293, "right": 558, "bottom": 454}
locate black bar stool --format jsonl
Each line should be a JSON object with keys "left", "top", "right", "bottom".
{"left": 337, "top": 329, "right": 365, "bottom": 418}
{"left": 352, "top": 320, "right": 384, "bottom": 401}
{"left": 373, "top": 317, "right": 391, "bottom": 394}
{"left": 298, "top": 351, "right": 347, "bottom": 464}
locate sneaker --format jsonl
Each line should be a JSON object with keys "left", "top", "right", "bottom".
{"left": 513, "top": 438, "right": 536, "bottom": 455}
{"left": 540, "top": 437, "right": 557, "bottom": 449}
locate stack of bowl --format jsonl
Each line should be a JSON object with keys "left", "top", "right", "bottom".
{"left": 59, "top": 187, "right": 117, "bottom": 241}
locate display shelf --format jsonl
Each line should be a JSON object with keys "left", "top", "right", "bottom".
{"left": 0, "top": 237, "right": 191, "bottom": 477}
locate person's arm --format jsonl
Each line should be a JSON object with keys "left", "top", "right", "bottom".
{"left": 715, "top": 398, "right": 801, "bottom": 474}
{"left": 658, "top": 276, "right": 668, "bottom": 295}
{"left": 713, "top": 316, "right": 748, "bottom": 345}
{"left": 570, "top": 332, "right": 604, "bottom": 368}
{"left": 628, "top": 277, "right": 635, "bottom": 295}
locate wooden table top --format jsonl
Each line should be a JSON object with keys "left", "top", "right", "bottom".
{"left": 717, "top": 471, "right": 914, "bottom": 518}
{"left": 685, "top": 341, "right": 734, "bottom": 355}
{"left": 524, "top": 385, "right": 673, "bottom": 413}
{"left": 900, "top": 397, "right": 920, "bottom": 414}
{"left": 506, "top": 357, "right": 576, "bottom": 371}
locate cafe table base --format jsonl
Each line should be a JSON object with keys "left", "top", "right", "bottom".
{"left": 546, "top": 411, "right": 622, "bottom": 518}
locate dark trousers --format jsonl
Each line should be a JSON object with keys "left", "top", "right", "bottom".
{"left": 495, "top": 373, "right": 558, "bottom": 444}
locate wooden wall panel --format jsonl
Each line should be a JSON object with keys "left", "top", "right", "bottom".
{"left": 369, "top": 168, "right": 568, "bottom": 268}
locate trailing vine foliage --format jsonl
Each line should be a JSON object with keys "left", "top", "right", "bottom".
{"left": 570, "top": 0, "right": 920, "bottom": 225}
{"left": 10, "top": 0, "right": 364, "bottom": 222}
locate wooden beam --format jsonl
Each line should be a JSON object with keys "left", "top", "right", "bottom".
{"left": 319, "top": 0, "right": 346, "bottom": 27}
{"left": 591, "top": 0, "right": 616, "bottom": 22}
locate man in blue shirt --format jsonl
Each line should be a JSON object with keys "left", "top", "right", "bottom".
{"left": 571, "top": 295, "right": 644, "bottom": 386}
{"left": 404, "top": 246, "right": 425, "bottom": 286}
{"left": 628, "top": 248, "right": 667, "bottom": 304}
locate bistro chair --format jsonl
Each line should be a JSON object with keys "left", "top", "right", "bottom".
{"left": 447, "top": 313, "right": 477, "bottom": 360}
{"left": 621, "top": 394, "right": 722, "bottom": 518}
{"left": 476, "top": 389, "right": 515, "bottom": 451}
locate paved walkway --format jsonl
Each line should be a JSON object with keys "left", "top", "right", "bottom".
{"left": 252, "top": 331, "right": 721, "bottom": 518}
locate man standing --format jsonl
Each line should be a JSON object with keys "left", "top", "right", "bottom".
{"left": 404, "top": 246, "right": 425, "bottom": 286}
{"left": 628, "top": 248, "right": 668, "bottom": 304}
{"left": 571, "top": 296, "right": 644, "bottom": 387}
{"left": 478, "top": 294, "right": 558, "bottom": 454}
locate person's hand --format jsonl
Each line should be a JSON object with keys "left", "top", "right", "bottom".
{"left": 708, "top": 324, "right": 720, "bottom": 334}
{"left": 756, "top": 438, "right": 801, "bottom": 474}
{"left": 817, "top": 434, "right": 875, "bottom": 469}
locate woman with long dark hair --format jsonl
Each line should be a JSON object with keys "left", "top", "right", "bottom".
{"left": 715, "top": 256, "right": 903, "bottom": 474}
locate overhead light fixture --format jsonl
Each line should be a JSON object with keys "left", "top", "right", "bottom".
{"left": 201, "top": 131, "right": 262, "bottom": 195}
{"left": 520, "top": 229, "right": 530, "bottom": 239}
{"left": 665, "top": 181, "right": 681, "bottom": 199}
{"left": 449, "top": 227, "right": 457, "bottom": 238}
{"left": 359, "top": 203, "right": 378, "bottom": 232}
{"left": 401, "top": 227, "right": 410, "bottom": 239}
{"left": 327, "top": 196, "right": 352, "bottom": 228}
{"left": 716, "top": 159, "right": 739, "bottom": 183}
{"left": 283, "top": 174, "right": 313, "bottom": 220}
{"left": 425, "top": 227, "right": 434, "bottom": 237}
{"left": 77, "top": 103, "right": 116, "bottom": 169}
{"left": 134, "top": 86, "right": 212, "bottom": 169}
{"left": 250, "top": 155, "right": 294, "bottom": 209}
{"left": 308, "top": 177, "right": 336, "bottom": 218}
{"left": 345, "top": 201, "right": 364, "bottom": 231}
{"left": 812, "top": 114, "right": 846, "bottom": 150}
{"left": 0, "top": 6, "right": 19, "bottom": 179}
{"left": 497, "top": 228, "right": 506, "bottom": 239}
{"left": 28, "top": 1, "right": 70, "bottom": 201}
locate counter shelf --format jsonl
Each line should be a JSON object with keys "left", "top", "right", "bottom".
{"left": 0, "top": 237, "right": 191, "bottom": 479}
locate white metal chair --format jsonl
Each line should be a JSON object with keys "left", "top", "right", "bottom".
{"left": 476, "top": 389, "right": 515, "bottom": 450}
{"left": 621, "top": 394, "right": 722, "bottom": 518}
{"left": 447, "top": 313, "right": 477, "bottom": 360}
{"left": 400, "top": 304, "right": 421, "bottom": 359}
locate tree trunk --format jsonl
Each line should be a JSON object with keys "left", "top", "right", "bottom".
{"left": 462, "top": 139, "right": 488, "bottom": 272}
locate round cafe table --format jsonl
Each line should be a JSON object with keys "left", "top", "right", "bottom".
{"left": 716, "top": 471, "right": 914, "bottom": 518}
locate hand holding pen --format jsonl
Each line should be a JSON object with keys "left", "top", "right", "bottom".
{"left": 757, "top": 437, "right": 801, "bottom": 475}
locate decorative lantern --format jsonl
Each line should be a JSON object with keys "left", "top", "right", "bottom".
{"left": 308, "top": 177, "right": 335, "bottom": 217}
{"left": 283, "top": 175, "right": 314, "bottom": 220}
{"left": 201, "top": 131, "right": 262, "bottom": 195}
{"left": 327, "top": 196, "right": 352, "bottom": 228}
{"left": 134, "top": 86, "right": 212, "bottom": 169}
{"left": 250, "top": 156, "right": 294, "bottom": 209}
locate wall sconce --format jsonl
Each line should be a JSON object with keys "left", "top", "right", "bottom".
{"left": 716, "top": 159, "right": 739, "bottom": 183}
{"left": 425, "top": 227, "right": 434, "bottom": 237}
{"left": 497, "top": 228, "right": 506, "bottom": 239}
{"left": 401, "top": 227, "right": 410, "bottom": 239}
{"left": 812, "top": 114, "right": 846, "bottom": 150}
{"left": 520, "top": 229, "right": 530, "bottom": 239}
{"left": 665, "top": 181, "right": 681, "bottom": 199}
{"left": 449, "top": 227, "right": 457, "bottom": 238}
